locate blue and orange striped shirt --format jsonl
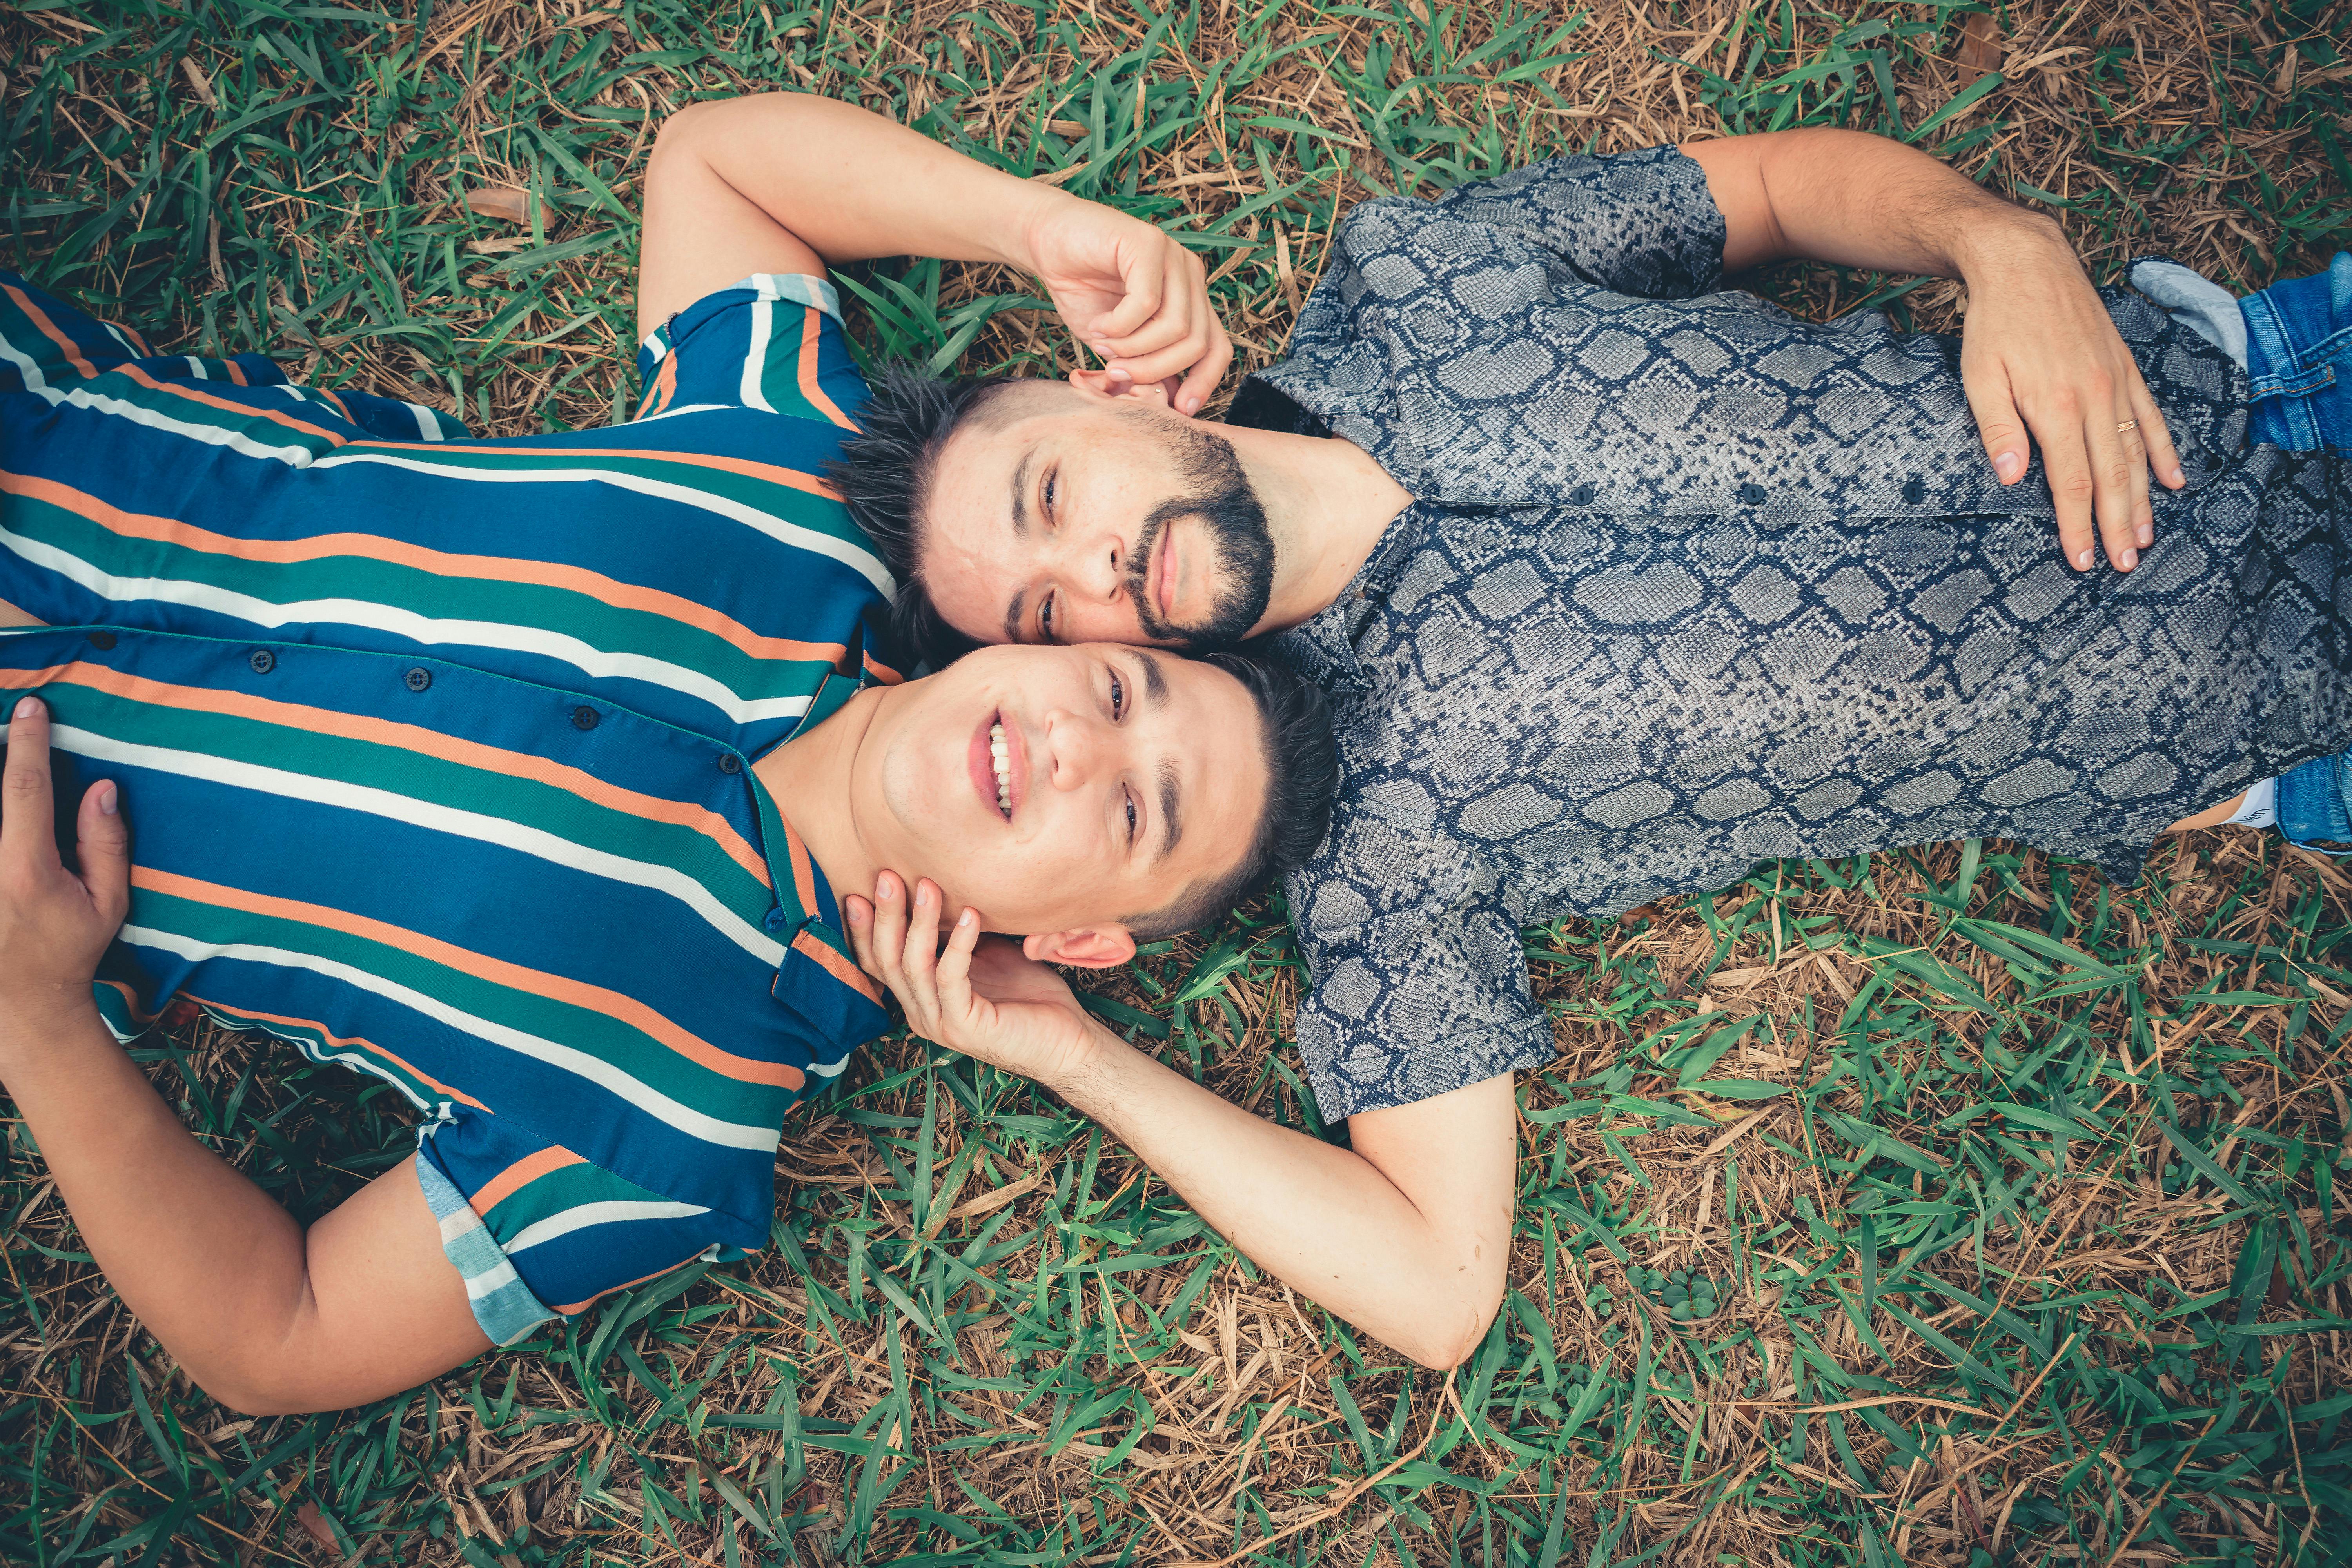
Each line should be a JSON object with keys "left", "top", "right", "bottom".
{"left": 1, "top": 271, "right": 895, "bottom": 1341}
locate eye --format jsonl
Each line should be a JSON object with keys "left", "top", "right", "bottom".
{"left": 1109, "top": 668, "right": 1125, "bottom": 720}
{"left": 1124, "top": 789, "right": 1139, "bottom": 844}
{"left": 1039, "top": 592, "right": 1055, "bottom": 643}
{"left": 1044, "top": 468, "right": 1058, "bottom": 521}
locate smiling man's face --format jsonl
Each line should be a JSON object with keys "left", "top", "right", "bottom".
{"left": 918, "top": 381, "right": 1277, "bottom": 653}
{"left": 847, "top": 641, "right": 1270, "bottom": 942}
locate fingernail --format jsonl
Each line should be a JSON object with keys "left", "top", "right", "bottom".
{"left": 1180, "top": 395, "right": 1201, "bottom": 414}
{"left": 958, "top": 909, "right": 974, "bottom": 928}
{"left": 1106, "top": 366, "right": 1132, "bottom": 383}
{"left": 2169, "top": 466, "right": 2185, "bottom": 486}
{"left": 2136, "top": 522, "right": 2153, "bottom": 548}
{"left": 2076, "top": 548, "right": 2095, "bottom": 569}
{"left": 12, "top": 695, "right": 35, "bottom": 719}
{"left": 1995, "top": 452, "right": 2022, "bottom": 481}
{"left": 98, "top": 782, "right": 117, "bottom": 816}
{"left": 2119, "top": 548, "right": 2138, "bottom": 570}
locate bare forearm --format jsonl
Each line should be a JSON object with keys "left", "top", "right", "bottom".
{"left": 661, "top": 94, "right": 1063, "bottom": 271}
{"left": 1047, "top": 1034, "right": 1499, "bottom": 1367}
{"left": 1700, "top": 127, "right": 2061, "bottom": 281}
{"left": 0, "top": 1005, "right": 310, "bottom": 1403}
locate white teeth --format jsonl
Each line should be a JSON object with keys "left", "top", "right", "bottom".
{"left": 989, "top": 721, "right": 1011, "bottom": 814}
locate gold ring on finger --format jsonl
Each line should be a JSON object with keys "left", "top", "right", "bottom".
{"left": 2116, "top": 419, "right": 2139, "bottom": 433}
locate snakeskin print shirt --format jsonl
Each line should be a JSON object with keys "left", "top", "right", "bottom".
{"left": 1241, "top": 146, "right": 2351, "bottom": 1121}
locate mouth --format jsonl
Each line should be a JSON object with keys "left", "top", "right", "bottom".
{"left": 968, "top": 708, "right": 1024, "bottom": 821}
{"left": 1152, "top": 528, "right": 1179, "bottom": 622}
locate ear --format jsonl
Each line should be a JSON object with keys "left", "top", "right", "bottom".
{"left": 1020, "top": 925, "right": 1138, "bottom": 969}
{"left": 1065, "top": 367, "right": 1180, "bottom": 408}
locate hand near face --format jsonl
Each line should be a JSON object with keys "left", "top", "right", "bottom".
{"left": 1019, "top": 194, "right": 1232, "bottom": 417}
{"left": 1957, "top": 226, "right": 2186, "bottom": 573}
{"left": 844, "top": 872, "right": 1107, "bottom": 1093}
{"left": 0, "top": 697, "right": 129, "bottom": 1049}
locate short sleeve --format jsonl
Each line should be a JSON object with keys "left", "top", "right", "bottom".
{"left": 1284, "top": 815, "right": 1557, "bottom": 1122}
{"left": 1424, "top": 145, "right": 1726, "bottom": 300}
{"left": 416, "top": 1109, "right": 741, "bottom": 1345}
{"left": 633, "top": 273, "right": 869, "bottom": 427}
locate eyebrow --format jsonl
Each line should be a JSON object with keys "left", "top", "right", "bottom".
{"left": 1004, "top": 448, "right": 1039, "bottom": 642}
{"left": 1009, "top": 447, "right": 1034, "bottom": 538}
{"left": 1134, "top": 652, "right": 1181, "bottom": 861}
{"left": 1156, "top": 761, "right": 1183, "bottom": 863}
{"left": 1135, "top": 651, "right": 1170, "bottom": 711}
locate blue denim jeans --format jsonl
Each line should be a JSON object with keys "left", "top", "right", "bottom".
{"left": 2244, "top": 250, "right": 2352, "bottom": 451}
{"left": 2252, "top": 254, "right": 2352, "bottom": 846}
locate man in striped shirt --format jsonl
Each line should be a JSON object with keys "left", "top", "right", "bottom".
{"left": 0, "top": 102, "right": 1332, "bottom": 1412}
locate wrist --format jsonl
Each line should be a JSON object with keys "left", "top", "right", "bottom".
{"left": 1948, "top": 205, "right": 2070, "bottom": 287}
{"left": 1004, "top": 185, "right": 1096, "bottom": 276}
{"left": 1032, "top": 1017, "right": 1120, "bottom": 1104}
{"left": 0, "top": 991, "right": 110, "bottom": 1073}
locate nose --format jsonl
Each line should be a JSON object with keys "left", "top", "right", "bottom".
{"left": 1049, "top": 527, "right": 1125, "bottom": 607}
{"left": 1042, "top": 707, "right": 1108, "bottom": 790}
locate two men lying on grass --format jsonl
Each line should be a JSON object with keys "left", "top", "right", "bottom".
{"left": 2, "top": 87, "right": 2346, "bottom": 1412}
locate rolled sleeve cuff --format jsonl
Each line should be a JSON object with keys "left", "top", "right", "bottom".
{"left": 1302, "top": 1013, "right": 1558, "bottom": 1122}
{"left": 415, "top": 1153, "right": 559, "bottom": 1348}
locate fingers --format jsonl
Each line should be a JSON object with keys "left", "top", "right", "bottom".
{"left": 74, "top": 778, "right": 129, "bottom": 926}
{"left": 2036, "top": 415, "right": 2100, "bottom": 573}
{"left": 842, "top": 894, "right": 877, "bottom": 975}
{"left": 1091, "top": 243, "right": 1168, "bottom": 344}
{"left": 900, "top": 877, "right": 942, "bottom": 983}
{"left": 2079, "top": 399, "right": 2144, "bottom": 571}
{"left": 1173, "top": 316, "right": 1234, "bottom": 417}
{"left": 1098, "top": 244, "right": 1226, "bottom": 415}
{"left": 2130, "top": 374, "right": 2185, "bottom": 490}
{"left": 934, "top": 907, "right": 981, "bottom": 1020}
{"left": 2, "top": 695, "right": 60, "bottom": 870}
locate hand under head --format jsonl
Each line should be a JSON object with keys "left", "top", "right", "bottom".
{"left": 837, "top": 642, "right": 1334, "bottom": 962}
{"left": 836, "top": 367, "right": 1281, "bottom": 664}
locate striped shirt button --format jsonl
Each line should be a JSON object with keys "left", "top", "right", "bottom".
{"left": 717, "top": 753, "right": 742, "bottom": 775}
{"left": 248, "top": 648, "right": 275, "bottom": 674}
{"left": 572, "top": 706, "right": 600, "bottom": 730}
{"left": 87, "top": 630, "right": 117, "bottom": 651}
{"left": 763, "top": 907, "right": 789, "bottom": 933}
{"left": 404, "top": 667, "right": 432, "bottom": 692}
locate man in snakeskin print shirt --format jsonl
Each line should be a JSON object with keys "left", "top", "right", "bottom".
{"left": 831, "top": 116, "right": 2348, "bottom": 1367}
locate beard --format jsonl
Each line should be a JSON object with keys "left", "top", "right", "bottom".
{"left": 1124, "top": 418, "right": 1276, "bottom": 651}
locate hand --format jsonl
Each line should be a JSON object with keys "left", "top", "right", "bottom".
{"left": 1956, "top": 220, "right": 2185, "bottom": 573}
{"left": 0, "top": 696, "right": 129, "bottom": 1040}
{"left": 843, "top": 872, "right": 1106, "bottom": 1093}
{"left": 1018, "top": 194, "right": 1233, "bottom": 416}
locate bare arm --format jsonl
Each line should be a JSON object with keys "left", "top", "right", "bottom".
{"left": 1682, "top": 128, "right": 2185, "bottom": 575}
{"left": 637, "top": 94, "right": 1231, "bottom": 412}
{"left": 0, "top": 697, "right": 489, "bottom": 1415}
{"left": 847, "top": 875, "right": 1513, "bottom": 1368}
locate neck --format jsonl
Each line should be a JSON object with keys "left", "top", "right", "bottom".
{"left": 751, "top": 686, "right": 885, "bottom": 920}
{"left": 1223, "top": 424, "right": 1413, "bottom": 636}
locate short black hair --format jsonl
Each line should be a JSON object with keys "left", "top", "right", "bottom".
{"left": 1125, "top": 652, "right": 1338, "bottom": 942}
{"left": 833, "top": 362, "right": 1019, "bottom": 670}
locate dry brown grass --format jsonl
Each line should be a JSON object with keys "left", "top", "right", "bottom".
{"left": 3, "top": 0, "right": 2350, "bottom": 1563}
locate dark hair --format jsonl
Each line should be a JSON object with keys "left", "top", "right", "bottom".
{"left": 833, "top": 362, "right": 1018, "bottom": 670}
{"left": 1126, "top": 652, "right": 1339, "bottom": 942}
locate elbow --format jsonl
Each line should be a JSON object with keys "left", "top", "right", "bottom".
{"left": 1394, "top": 1280, "right": 1505, "bottom": 1372}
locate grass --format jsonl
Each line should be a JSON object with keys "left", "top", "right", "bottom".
{"left": 3, "top": 0, "right": 2351, "bottom": 1564}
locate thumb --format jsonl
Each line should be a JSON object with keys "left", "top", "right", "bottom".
{"left": 76, "top": 779, "right": 131, "bottom": 924}
{"left": 1961, "top": 352, "right": 2029, "bottom": 485}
